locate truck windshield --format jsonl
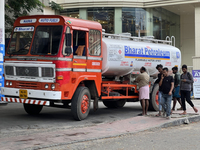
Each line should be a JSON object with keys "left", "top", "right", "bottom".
{"left": 31, "top": 26, "right": 62, "bottom": 55}
{"left": 7, "top": 26, "right": 34, "bottom": 55}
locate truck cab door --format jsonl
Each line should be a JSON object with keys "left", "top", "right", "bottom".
{"left": 72, "top": 29, "right": 87, "bottom": 72}
{"left": 87, "top": 29, "right": 102, "bottom": 73}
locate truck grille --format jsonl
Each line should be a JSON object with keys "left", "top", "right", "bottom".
{"left": 4, "top": 62, "right": 55, "bottom": 83}
{"left": 42, "top": 67, "right": 54, "bottom": 77}
{"left": 16, "top": 67, "right": 39, "bottom": 77}
{"left": 5, "top": 66, "right": 14, "bottom": 75}
{"left": 16, "top": 82, "right": 41, "bottom": 89}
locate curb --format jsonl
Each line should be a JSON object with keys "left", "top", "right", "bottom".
{"left": 161, "top": 115, "right": 200, "bottom": 128}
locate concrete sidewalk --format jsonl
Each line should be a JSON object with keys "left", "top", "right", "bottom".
{"left": 0, "top": 100, "right": 200, "bottom": 150}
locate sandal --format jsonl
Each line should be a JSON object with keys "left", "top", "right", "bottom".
{"left": 155, "top": 113, "right": 161, "bottom": 117}
{"left": 179, "top": 112, "right": 187, "bottom": 115}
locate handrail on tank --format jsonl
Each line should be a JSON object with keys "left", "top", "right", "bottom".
{"left": 166, "top": 36, "right": 171, "bottom": 42}
{"left": 171, "top": 36, "right": 175, "bottom": 47}
{"left": 102, "top": 33, "right": 172, "bottom": 45}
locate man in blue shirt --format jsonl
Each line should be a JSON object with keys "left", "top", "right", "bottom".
{"left": 171, "top": 66, "right": 182, "bottom": 113}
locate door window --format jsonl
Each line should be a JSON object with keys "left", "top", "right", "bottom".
{"left": 89, "top": 30, "right": 101, "bottom": 56}
{"left": 73, "top": 30, "right": 86, "bottom": 56}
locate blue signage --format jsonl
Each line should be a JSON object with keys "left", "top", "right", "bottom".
{"left": 0, "top": 44, "right": 4, "bottom": 100}
{"left": 124, "top": 46, "right": 170, "bottom": 60}
{"left": 192, "top": 70, "right": 200, "bottom": 98}
{"left": 192, "top": 70, "right": 200, "bottom": 77}
{"left": 14, "top": 27, "right": 34, "bottom": 32}
{"left": 39, "top": 18, "right": 60, "bottom": 23}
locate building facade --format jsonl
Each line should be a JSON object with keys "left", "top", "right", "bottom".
{"left": 34, "top": 0, "right": 200, "bottom": 70}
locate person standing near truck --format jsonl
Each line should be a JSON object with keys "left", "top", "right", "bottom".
{"left": 179, "top": 65, "right": 198, "bottom": 115}
{"left": 134, "top": 67, "right": 150, "bottom": 116}
{"left": 159, "top": 67, "right": 174, "bottom": 119}
{"left": 153, "top": 64, "right": 163, "bottom": 117}
{"left": 171, "top": 66, "right": 182, "bottom": 113}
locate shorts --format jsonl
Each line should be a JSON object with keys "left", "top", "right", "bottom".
{"left": 173, "top": 86, "right": 181, "bottom": 98}
{"left": 139, "top": 85, "right": 149, "bottom": 100}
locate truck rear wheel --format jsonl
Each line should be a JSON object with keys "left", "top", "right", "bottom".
{"left": 71, "top": 87, "right": 91, "bottom": 121}
{"left": 149, "top": 84, "right": 159, "bottom": 111}
{"left": 103, "top": 99, "right": 126, "bottom": 108}
{"left": 23, "top": 103, "right": 43, "bottom": 115}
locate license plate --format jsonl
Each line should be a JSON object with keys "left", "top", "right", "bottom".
{"left": 19, "top": 89, "right": 28, "bottom": 99}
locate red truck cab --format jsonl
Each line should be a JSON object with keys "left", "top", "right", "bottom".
{"left": 2, "top": 15, "right": 104, "bottom": 120}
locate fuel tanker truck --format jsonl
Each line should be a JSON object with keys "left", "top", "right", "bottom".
{"left": 1, "top": 15, "right": 181, "bottom": 120}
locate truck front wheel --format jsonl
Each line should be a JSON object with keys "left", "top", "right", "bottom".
{"left": 149, "top": 84, "right": 159, "bottom": 111}
{"left": 103, "top": 100, "right": 126, "bottom": 108}
{"left": 23, "top": 103, "right": 43, "bottom": 115}
{"left": 71, "top": 87, "right": 91, "bottom": 121}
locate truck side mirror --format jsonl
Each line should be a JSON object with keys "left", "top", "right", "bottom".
{"left": 65, "top": 33, "right": 72, "bottom": 55}
{"left": 65, "top": 33, "right": 71, "bottom": 47}
{"left": 65, "top": 47, "right": 72, "bottom": 54}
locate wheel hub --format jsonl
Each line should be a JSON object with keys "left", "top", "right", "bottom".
{"left": 81, "top": 95, "right": 89, "bottom": 114}
{"left": 156, "top": 91, "right": 159, "bottom": 105}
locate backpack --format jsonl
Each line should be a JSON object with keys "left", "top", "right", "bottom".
{"left": 181, "top": 72, "right": 193, "bottom": 91}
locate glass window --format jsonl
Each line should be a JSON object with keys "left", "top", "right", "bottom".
{"left": 7, "top": 26, "right": 34, "bottom": 55}
{"left": 31, "top": 26, "right": 62, "bottom": 55}
{"left": 122, "top": 8, "right": 147, "bottom": 37}
{"left": 88, "top": 8, "right": 114, "bottom": 34}
{"left": 73, "top": 30, "right": 86, "bottom": 56}
{"left": 60, "top": 9, "right": 79, "bottom": 18}
{"left": 122, "top": 7, "right": 180, "bottom": 48}
{"left": 89, "top": 30, "right": 101, "bottom": 56}
{"left": 152, "top": 8, "right": 179, "bottom": 40}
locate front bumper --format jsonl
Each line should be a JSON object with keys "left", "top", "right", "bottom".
{"left": 1, "top": 87, "right": 61, "bottom": 100}
{"left": 1, "top": 97, "right": 50, "bottom": 106}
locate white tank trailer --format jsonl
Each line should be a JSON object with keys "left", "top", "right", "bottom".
{"left": 102, "top": 34, "right": 181, "bottom": 77}
{"left": 101, "top": 33, "right": 181, "bottom": 111}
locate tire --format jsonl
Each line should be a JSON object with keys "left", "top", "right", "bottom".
{"left": 103, "top": 99, "right": 126, "bottom": 108}
{"left": 149, "top": 83, "right": 159, "bottom": 111}
{"left": 71, "top": 87, "right": 91, "bottom": 121}
{"left": 23, "top": 103, "right": 43, "bottom": 115}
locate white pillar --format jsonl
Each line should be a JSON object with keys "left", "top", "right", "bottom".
{"left": 146, "top": 8, "right": 153, "bottom": 36}
{"left": 0, "top": 0, "right": 5, "bottom": 57}
{"left": 193, "top": 5, "right": 200, "bottom": 70}
{"left": 0, "top": 0, "right": 5, "bottom": 100}
{"left": 79, "top": 8, "right": 87, "bottom": 20}
{"left": 114, "top": 8, "right": 122, "bottom": 34}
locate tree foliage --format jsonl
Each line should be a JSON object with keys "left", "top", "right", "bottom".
{"left": 49, "top": 1, "right": 63, "bottom": 11}
{"left": 5, "top": 0, "right": 44, "bottom": 35}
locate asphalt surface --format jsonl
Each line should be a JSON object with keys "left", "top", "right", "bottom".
{"left": 57, "top": 122, "right": 200, "bottom": 150}
{"left": 0, "top": 100, "right": 200, "bottom": 150}
{"left": 0, "top": 101, "right": 142, "bottom": 131}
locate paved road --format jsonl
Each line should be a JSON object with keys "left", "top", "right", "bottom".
{"left": 1, "top": 100, "right": 199, "bottom": 150}
{"left": 0, "top": 101, "right": 142, "bottom": 131}
{"left": 49, "top": 122, "right": 200, "bottom": 150}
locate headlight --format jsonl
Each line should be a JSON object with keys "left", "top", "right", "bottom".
{"left": 9, "top": 82, "right": 12, "bottom": 86}
{"left": 45, "top": 84, "right": 49, "bottom": 89}
{"left": 6, "top": 81, "right": 9, "bottom": 86}
{"left": 51, "top": 84, "right": 55, "bottom": 90}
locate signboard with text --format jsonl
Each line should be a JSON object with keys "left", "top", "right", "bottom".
{"left": 192, "top": 70, "right": 200, "bottom": 98}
